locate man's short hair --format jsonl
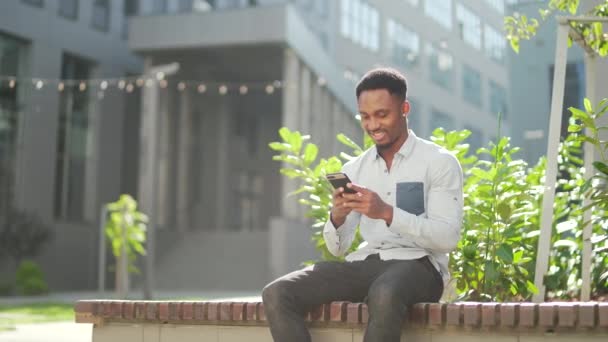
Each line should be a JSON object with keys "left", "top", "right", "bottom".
{"left": 355, "top": 68, "right": 408, "bottom": 102}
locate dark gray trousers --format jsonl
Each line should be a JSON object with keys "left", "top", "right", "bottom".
{"left": 262, "top": 255, "right": 443, "bottom": 342}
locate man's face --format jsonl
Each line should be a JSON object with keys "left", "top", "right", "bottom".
{"left": 357, "top": 89, "right": 409, "bottom": 150}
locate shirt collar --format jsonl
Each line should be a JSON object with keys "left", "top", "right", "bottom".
{"left": 374, "top": 129, "right": 417, "bottom": 160}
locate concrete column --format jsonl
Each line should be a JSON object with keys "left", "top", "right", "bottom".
{"left": 310, "top": 80, "right": 322, "bottom": 150}
{"left": 157, "top": 86, "right": 172, "bottom": 227}
{"left": 299, "top": 67, "right": 312, "bottom": 135}
{"left": 281, "top": 48, "right": 301, "bottom": 219}
{"left": 331, "top": 100, "right": 343, "bottom": 156}
{"left": 137, "top": 58, "right": 160, "bottom": 298}
{"left": 215, "top": 96, "right": 231, "bottom": 229}
{"left": 176, "top": 89, "right": 193, "bottom": 232}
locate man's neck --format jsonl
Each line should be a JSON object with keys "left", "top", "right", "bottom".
{"left": 378, "top": 130, "right": 409, "bottom": 171}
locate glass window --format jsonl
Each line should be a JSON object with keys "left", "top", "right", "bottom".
{"left": 58, "top": 0, "right": 78, "bottom": 19}
{"left": 0, "top": 33, "right": 26, "bottom": 216}
{"left": 456, "top": 4, "right": 481, "bottom": 50}
{"left": 424, "top": 0, "right": 452, "bottom": 30}
{"left": 462, "top": 64, "right": 482, "bottom": 107}
{"left": 122, "top": 0, "right": 138, "bottom": 39}
{"left": 489, "top": 80, "right": 508, "bottom": 119}
{"left": 340, "top": 0, "right": 380, "bottom": 52}
{"left": 91, "top": 0, "right": 110, "bottom": 32}
{"left": 387, "top": 19, "right": 420, "bottom": 68}
{"left": 484, "top": 0, "right": 504, "bottom": 14}
{"left": 426, "top": 43, "right": 454, "bottom": 90}
{"left": 484, "top": 25, "right": 506, "bottom": 64}
{"left": 21, "top": 0, "right": 43, "bottom": 7}
{"left": 153, "top": 0, "right": 168, "bottom": 13}
{"left": 178, "top": 0, "right": 193, "bottom": 12}
{"left": 54, "top": 54, "right": 94, "bottom": 220}
{"left": 431, "top": 109, "right": 454, "bottom": 131}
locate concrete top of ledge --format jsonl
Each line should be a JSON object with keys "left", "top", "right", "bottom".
{"left": 74, "top": 300, "right": 608, "bottom": 330}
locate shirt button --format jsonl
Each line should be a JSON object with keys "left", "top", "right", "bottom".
{"left": 387, "top": 192, "right": 391, "bottom": 195}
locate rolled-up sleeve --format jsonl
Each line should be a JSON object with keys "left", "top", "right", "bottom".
{"left": 387, "top": 152, "right": 463, "bottom": 253}
{"left": 323, "top": 210, "right": 360, "bottom": 257}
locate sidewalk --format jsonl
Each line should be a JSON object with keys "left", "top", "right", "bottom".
{"left": 0, "top": 290, "right": 262, "bottom": 342}
{"left": 0, "top": 290, "right": 262, "bottom": 305}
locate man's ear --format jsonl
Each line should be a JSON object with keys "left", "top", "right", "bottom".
{"left": 402, "top": 101, "right": 410, "bottom": 117}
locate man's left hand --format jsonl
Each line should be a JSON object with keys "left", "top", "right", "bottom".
{"left": 342, "top": 183, "right": 393, "bottom": 225}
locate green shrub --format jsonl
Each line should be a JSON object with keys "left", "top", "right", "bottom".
{"left": 15, "top": 261, "right": 48, "bottom": 296}
{"left": 269, "top": 99, "right": 608, "bottom": 300}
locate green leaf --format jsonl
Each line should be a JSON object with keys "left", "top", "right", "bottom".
{"left": 280, "top": 168, "right": 304, "bottom": 178}
{"left": 485, "top": 261, "right": 499, "bottom": 282}
{"left": 593, "top": 161, "right": 608, "bottom": 176}
{"left": 337, "top": 133, "right": 363, "bottom": 152}
{"left": 278, "top": 127, "right": 292, "bottom": 143}
{"left": 553, "top": 239, "right": 579, "bottom": 250}
{"left": 268, "top": 142, "right": 290, "bottom": 151}
{"left": 584, "top": 98, "right": 593, "bottom": 113}
{"left": 303, "top": 143, "right": 319, "bottom": 166}
{"left": 496, "top": 244, "right": 514, "bottom": 263}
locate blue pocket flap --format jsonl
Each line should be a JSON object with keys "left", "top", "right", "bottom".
{"left": 396, "top": 182, "right": 425, "bottom": 216}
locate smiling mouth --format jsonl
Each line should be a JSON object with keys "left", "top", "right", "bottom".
{"left": 370, "top": 131, "right": 386, "bottom": 140}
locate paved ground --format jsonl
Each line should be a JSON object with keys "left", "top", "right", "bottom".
{"left": 0, "top": 322, "right": 92, "bottom": 342}
{"left": 0, "top": 291, "right": 261, "bottom": 342}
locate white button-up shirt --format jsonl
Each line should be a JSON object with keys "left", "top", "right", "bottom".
{"left": 323, "top": 130, "right": 463, "bottom": 282}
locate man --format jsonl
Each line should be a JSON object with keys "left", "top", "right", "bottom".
{"left": 263, "top": 68, "right": 463, "bottom": 342}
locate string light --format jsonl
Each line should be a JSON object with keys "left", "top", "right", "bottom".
{"left": 1, "top": 74, "right": 345, "bottom": 95}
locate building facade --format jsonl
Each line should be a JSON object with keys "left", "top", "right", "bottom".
{"left": 1, "top": 0, "right": 511, "bottom": 294}
{"left": 0, "top": 0, "right": 141, "bottom": 290}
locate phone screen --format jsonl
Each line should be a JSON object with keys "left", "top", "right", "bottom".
{"left": 326, "top": 172, "right": 356, "bottom": 193}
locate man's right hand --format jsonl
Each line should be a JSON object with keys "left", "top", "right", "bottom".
{"left": 330, "top": 186, "right": 353, "bottom": 228}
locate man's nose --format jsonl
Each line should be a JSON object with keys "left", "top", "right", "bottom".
{"left": 367, "top": 118, "right": 380, "bottom": 130}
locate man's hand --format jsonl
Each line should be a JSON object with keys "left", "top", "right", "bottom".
{"left": 342, "top": 183, "right": 393, "bottom": 226}
{"left": 330, "top": 186, "right": 353, "bottom": 228}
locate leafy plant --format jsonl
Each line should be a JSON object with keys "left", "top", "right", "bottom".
{"left": 15, "top": 260, "right": 48, "bottom": 296}
{"left": 269, "top": 128, "right": 373, "bottom": 261}
{"left": 0, "top": 208, "right": 52, "bottom": 268}
{"left": 431, "top": 128, "right": 540, "bottom": 301}
{"left": 567, "top": 98, "right": 608, "bottom": 293}
{"left": 270, "top": 116, "right": 607, "bottom": 299}
{"left": 505, "top": 0, "right": 608, "bottom": 56}
{"left": 104, "top": 194, "right": 148, "bottom": 276}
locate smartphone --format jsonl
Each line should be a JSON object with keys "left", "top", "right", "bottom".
{"left": 326, "top": 172, "right": 357, "bottom": 194}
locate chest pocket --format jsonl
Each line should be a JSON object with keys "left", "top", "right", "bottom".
{"left": 396, "top": 182, "right": 425, "bottom": 216}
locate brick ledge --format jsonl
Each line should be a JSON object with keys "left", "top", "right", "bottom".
{"left": 74, "top": 300, "right": 608, "bottom": 330}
